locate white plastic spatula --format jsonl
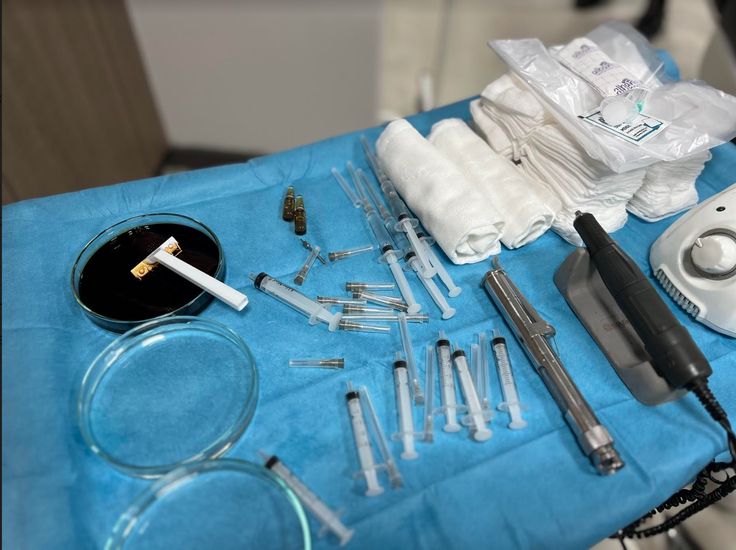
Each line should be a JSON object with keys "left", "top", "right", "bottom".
{"left": 131, "top": 236, "right": 248, "bottom": 311}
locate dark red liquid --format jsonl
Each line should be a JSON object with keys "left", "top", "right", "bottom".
{"left": 78, "top": 223, "right": 220, "bottom": 321}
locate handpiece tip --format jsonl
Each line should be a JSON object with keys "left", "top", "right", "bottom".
{"left": 593, "top": 445, "right": 625, "bottom": 476}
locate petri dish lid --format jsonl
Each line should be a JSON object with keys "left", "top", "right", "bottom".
{"left": 78, "top": 316, "right": 257, "bottom": 478}
{"left": 106, "top": 459, "right": 311, "bottom": 550}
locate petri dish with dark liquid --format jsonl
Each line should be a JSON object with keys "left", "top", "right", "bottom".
{"left": 72, "top": 213, "right": 224, "bottom": 332}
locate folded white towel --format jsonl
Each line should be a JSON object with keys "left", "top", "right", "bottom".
{"left": 428, "top": 118, "right": 559, "bottom": 249}
{"left": 376, "top": 119, "right": 505, "bottom": 265}
{"left": 628, "top": 151, "right": 712, "bottom": 221}
{"left": 522, "top": 125, "right": 646, "bottom": 244}
{"left": 470, "top": 100, "right": 513, "bottom": 158}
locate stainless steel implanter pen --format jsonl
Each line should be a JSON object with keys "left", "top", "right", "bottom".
{"left": 483, "top": 258, "right": 624, "bottom": 476}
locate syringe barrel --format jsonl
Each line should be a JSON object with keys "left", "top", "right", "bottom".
{"left": 254, "top": 273, "right": 341, "bottom": 330}
{"left": 387, "top": 189, "right": 414, "bottom": 224}
{"left": 436, "top": 338, "right": 460, "bottom": 432}
{"left": 492, "top": 336, "right": 527, "bottom": 429}
{"left": 398, "top": 312, "right": 424, "bottom": 405}
{"left": 393, "top": 361, "right": 418, "bottom": 460}
{"left": 387, "top": 252, "right": 420, "bottom": 315}
{"left": 423, "top": 240, "right": 462, "bottom": 297}
{"left": 346, "top": 392, "right": 383, "bottom": 496}
{"left": 410, "top": 256, "right": 455, "bottom": 319}
{"left": 367, "top": 211, "right": 394, "bottom": 251}
{"left": 452, "top": 348, "right": 492, "bottom": 442}
{"left": 423, "top": 345, "right": 435, "bottom": 442}
{"left": 492, "top": 337, "right": 521, "bottom": 406}
{"left": 266, "top": 456, "right": 354, "bottom": 546}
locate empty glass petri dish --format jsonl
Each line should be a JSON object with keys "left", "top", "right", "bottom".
{"left": 78, "top": 316, "right": 257, "bottom": 478}
{"left": 71, "top": 213, "right": 225, "bottom": 332}
{"left": 106, "top": 459, "right": 311, "bottom": 550}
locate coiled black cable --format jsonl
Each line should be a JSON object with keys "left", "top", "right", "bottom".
{"left": 614, "top": 379, "right": 736, "bottom": 541}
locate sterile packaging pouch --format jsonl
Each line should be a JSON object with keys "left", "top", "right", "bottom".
{"left": 489, "top": 21, "right": 736, "bottom": 173}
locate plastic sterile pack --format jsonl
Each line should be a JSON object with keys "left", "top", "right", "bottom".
{"left": 489, "top": 22, "right": 736, "bottom": 173}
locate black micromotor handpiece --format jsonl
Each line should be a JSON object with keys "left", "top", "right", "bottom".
{"left": 574, "top": 211, "right": 735, "bottom": 460}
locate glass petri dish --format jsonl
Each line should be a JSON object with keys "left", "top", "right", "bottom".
{"left": 78, "top": 316, "right": 257, "bottom": 478}
{"left": 106, "top": 459, "right": 311, "bottom": 550}
{"left": 71, "top": 213, "right": 225, "bottom": 332}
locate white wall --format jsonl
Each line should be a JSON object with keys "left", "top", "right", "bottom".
{"left": 126, "top": 0, "right": 383, "bottom": 153}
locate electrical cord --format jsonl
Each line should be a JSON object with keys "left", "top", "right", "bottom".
{"left": 614, "top": 379, "right": 736, "bottom": 541}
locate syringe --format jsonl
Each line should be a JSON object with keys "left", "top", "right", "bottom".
{"left": 423, "top": 345, "right": 435, "bottom": 443}
{"left": 491, "top": 330, "right": 527, "bottom": 429}
{"left": 331, "top": 167, "right": 361, "bottom": 208}
{"left": 360, "top": 136, "right": 436, "bottom": 279}
{"left": 345, "top": 382, "right": 384, "bottom": 496}
{"left": 294, "top": 245, "right": 321, "bottom": 286}
{"left": 404, "top": 251, "right": 456, "bottom": 320}
{"left": 415, "top": 226, "right": 462, "bottom": 298}
{"left": 392, "top": 353, "right": 419, "bottom": 460}
{"left": 251, "top": 273, "right": 342, "bottom": 331}
{"left": 356, "top": 168, "right": 394, "bottom": 230}
{"left": 452, "top": 343, "right": 492, "bottom": 442}
{"left": 360, "top": 385, "right": 403, "bottom": 489}
{"left": 477, "top": 332, "right": 493, "bottom": 420}
{"left": 435, "top": 332, "right": 463, "bottom": 432}
{"left": 352, "top": 164, "right": 421, "bottom": 314}
{"left": 261, "top": 453, "right": 354, "bottom": 546}
{"left": 398, "top": 312, "right": 424, "bottom": 405}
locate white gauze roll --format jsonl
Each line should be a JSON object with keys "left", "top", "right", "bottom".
{"left": 376, "top": 119, "right": 504, "bottom": 264}
{"left": 429, "top": 118, "right": 559, "bottom": 249}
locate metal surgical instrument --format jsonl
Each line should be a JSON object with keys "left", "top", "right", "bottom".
{"left": 328, "top": 245, "right": 375, "bottom": 262}
{"left": 353, "top": 291, "right": 408, "bottom": 311}
{"left": 317, "top": 296, "right": 367, "bottom": 306}
{"left": 289, "top": 358, "right": 345, "bottom": 369}
{"left": 483, "top": 258, "right": 623, "bottom": 475}
{"left": 346, "top": 282, "right": 395, "bottom": 292}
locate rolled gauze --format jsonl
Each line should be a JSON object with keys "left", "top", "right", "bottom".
{"left": 376, "top": 119, "right": 505, "bottom": 264}
{"left": 429, "top": 118, "right": 560, "bottom": 249}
